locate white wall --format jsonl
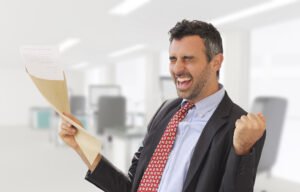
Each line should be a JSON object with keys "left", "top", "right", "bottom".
{"left": 222, "top": 29, "right": 250, "bottom": 110}
{"left": 159, "top": 50, "right": 170, "bottom": 77}
{"left": 0, "top": 68, "right": 86, "bottom": 127}
{"left": 65, "top": 70, "right": 86, "bottom": 95}
{"left": 84, "top": 64, "right": 116, "bottom": 96}
{"left": 0, "top": 68, "right": 47, "bottom": 126}
{"left": 115, "top": 56, "right": 147, "bottom": 115}
{"left": 250, "top": 18, "right": 300, "bottom": 183}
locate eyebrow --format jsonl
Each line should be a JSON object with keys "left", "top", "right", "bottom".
{"left": 169, "top": 56, "right": 176, "bottom": 60}
{"left": 169, "top": 55, "right": 195, "bottom": 61}
{"left": 183, "top": 56, "right": 194, "bottom": 60}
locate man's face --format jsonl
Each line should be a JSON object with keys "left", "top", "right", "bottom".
{"left": 169, "top": 35, "right": 219, "bottom": 103}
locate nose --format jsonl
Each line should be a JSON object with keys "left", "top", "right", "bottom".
{"left": 170, "top": 60, "right": 185, "bottom": 75}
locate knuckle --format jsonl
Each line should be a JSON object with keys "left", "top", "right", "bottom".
{"left": 59, "top": 131, "right": 65, "bottom": 137}
{"left": 248, "top": 113, "right": 256, "bottom": 120}
{"left": 241, "top": 115, "right": 247, "bottom": 121}
{"left": 235, "top": 119, "right": 242, "bottom": 126}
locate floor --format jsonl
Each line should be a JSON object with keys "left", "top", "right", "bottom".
{"left": 1, "top": 125, "right": 300, "bottom": 192}
{"left": 0, "top": 126, "right": 101, "bottom": 192}
{"left": 255, "top": 173, "right": 300, "bottom": 192}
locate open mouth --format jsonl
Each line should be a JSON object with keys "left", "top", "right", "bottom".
{"left": 176, "top": 76, "right": 192, "bottom": 91}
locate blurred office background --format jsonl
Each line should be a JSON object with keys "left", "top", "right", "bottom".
{"left": 0, "top": 0, "right": 300, "bottom": 191}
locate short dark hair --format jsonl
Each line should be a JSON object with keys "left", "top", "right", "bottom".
{"left": 169, "top": 19, "right": 223, "bottom": 63}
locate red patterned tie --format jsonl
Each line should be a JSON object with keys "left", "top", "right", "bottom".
{"left": 137, "top": 101, "right": 194, "bottom": 192}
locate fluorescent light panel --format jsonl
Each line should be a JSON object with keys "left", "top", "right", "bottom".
{"left": 59, "top": 38, "right": 80, "bottom": 53}
{"left": 110, "top": 0, "right": 151, "bottom": 15}
{"left": 72, "top": 61, "right": 89, "bottom": 69}
{"left": 109, "top": 44, "right": 146, "bottom": 57}
{"left": 211, "top": 0, "right": 298, "bottom": 25}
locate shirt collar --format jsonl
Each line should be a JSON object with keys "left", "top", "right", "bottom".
{"left": 181, "top": 84, "right": 225, "bottom": 113}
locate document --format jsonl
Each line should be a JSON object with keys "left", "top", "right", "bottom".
{"left": 21, "top": 46, "right": 101, "bottom": 165}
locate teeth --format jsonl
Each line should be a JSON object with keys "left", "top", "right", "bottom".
{"left": 177, "top": 77, "right": 191, "bottom": 82}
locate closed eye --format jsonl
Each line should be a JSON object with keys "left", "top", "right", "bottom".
{"left": 169, "top": 56, "right": 177, "bottom": 63}
{"left": 183, "top": 56, "right": 194, "bottom": 61}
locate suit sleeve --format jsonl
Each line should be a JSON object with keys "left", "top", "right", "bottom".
{"left": 85, "top": 146, "right": 143, "bottom": 192}
{"left": 218, "top": 131, "right": 266, "bottom": 192}
{"left": 85, "top": 100, "right": 169, "bottom": 192}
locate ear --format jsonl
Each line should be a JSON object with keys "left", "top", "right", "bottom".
{"left": 211, "top": 53, "right": 223, "bottom": 72}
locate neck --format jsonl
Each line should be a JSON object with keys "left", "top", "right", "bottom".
{"left": 189, "top": 82, "right": 219, "bottom": 104}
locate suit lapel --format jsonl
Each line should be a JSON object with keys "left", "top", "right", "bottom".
{"left": 182, "top": 93, "right": 233, "bottom": 191}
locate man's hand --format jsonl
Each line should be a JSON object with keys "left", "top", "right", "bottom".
{"left": 233, "top": 113, "right": 266, "bottom": 155}
{"left": 59, "top": 113, "right": 83, "bottom": 150}
{"left": 59, "top": 113, "right": 101, "bottom": 171}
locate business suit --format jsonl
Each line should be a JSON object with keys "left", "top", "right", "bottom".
{"left": 86, "top": 92, "right": 265, "bottom": 192}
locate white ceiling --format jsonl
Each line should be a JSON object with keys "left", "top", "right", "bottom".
{"left": 1, "top": 0, "right": 300, "bottom": 69}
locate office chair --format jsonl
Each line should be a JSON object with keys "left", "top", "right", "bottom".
{"left": 96, "top": 96, "right": 126, "bottom": 134}
{"left": 70, "top": 95, "right": 86, "bottom": 115}
{"left": 70, "top": 95, "right": 88, "bottom": 128}
{"left": 251, "top": 96, "right": 288, "bottom": 176}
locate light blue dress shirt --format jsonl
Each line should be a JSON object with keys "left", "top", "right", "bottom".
{"left": 157, "top": 85, "right": 225, "bottom": 192}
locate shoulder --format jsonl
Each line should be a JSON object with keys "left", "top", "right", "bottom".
{"left": 146, "top": 98, "right": 182, "bottom": 131}
{"left": 222, "top": 92, "right": 248, "bottom": 121}
{"left": 231, "top": 102, "right": 247, "bottom": 117}
{"left": 156, "top": 98, "right": 182, "bottom": 116}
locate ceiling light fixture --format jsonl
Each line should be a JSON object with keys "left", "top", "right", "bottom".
{"left": 109, "top": 0, "right": 151, "bottom": 15}
{"left": 211, "top": 0, "right": 298, "bottom": 25}
{"left": 108, "top": 44, "right": 146, "bottom": 57}
{"left": 59, "top": 38, "right": 80, "bottom": 53}
{"left": 71, "top": 61, "right": 89, "bottom": 70}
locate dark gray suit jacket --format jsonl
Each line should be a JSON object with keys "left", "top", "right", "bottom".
{"left": 85, "top": 93, "right": 266, "bottom": 192}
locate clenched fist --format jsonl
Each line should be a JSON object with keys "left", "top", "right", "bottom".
{"left": 233, "top": 113, "right": 266, "bottom": 155}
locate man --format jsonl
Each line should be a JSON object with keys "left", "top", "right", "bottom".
{"left": 60, "top": 20, "right": 266, "bottom": 192}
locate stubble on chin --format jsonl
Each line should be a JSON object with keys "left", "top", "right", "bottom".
{"left": 176, "top": 78, "right": 207, "bottom": 101}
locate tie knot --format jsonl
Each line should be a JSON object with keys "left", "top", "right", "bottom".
{"left": 182, "top": 101, "right": 194, "bottom": 111}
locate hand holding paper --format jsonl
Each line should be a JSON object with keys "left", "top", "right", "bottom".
{"left": 60, "top": 112, "right": 82, "bottom": 150}
{"left": 60, "top": 113, "right": 102, "bottom": 171}
{"left": 21, "top": 46, "right": 101, "bottom": 166}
